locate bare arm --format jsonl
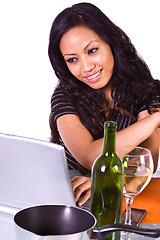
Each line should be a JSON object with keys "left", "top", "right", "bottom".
{"left": 137, "top": 110, "right": 160, "bottom": 172}
{"left": 116, "top": 110, "right": 160, "bottom": 172}
{"left": 57, "top": 111, "right": 160, "bottom": 170}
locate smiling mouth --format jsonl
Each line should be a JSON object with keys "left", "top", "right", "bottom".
{"left": 85, "top": 69, "right": 102, "bottom": 82}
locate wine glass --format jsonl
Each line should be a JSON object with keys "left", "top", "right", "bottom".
{"left": 117, "top": 146, "right": 154, "bottom": 225}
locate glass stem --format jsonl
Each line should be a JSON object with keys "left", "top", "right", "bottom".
{"left": 125, "top": 197, "right": 133, "bottom": 225}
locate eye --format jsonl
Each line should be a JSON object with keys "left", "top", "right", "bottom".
{"left": 88, "top": 48, "right": 98, "bottom": 55}
{"left": 66, "top": 57, "right": 78, "bottom": 63}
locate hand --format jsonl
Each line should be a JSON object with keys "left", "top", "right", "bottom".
{"left": 151, "top": 111, "right": 160, "bottom": 128}
{"left": 138, "top": 110, "right": 160, "bottom": 128}
{"left": 157, "top": 111, "right": 160, "bottom": 128}
{"left": 137, "top": 110, "right": 150, "bottom": 121}
{"left": 71, "top": 176, "right": 91, "bottom": 207}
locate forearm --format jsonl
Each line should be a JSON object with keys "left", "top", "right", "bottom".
{"left": 116, "top": 112, "right": 160, "bottom": 172}
{"left": 139, "top": 128, "right": 160, "bottom": 173}
{"left": 116, "top": 112, "right": 160, "bottom": 149}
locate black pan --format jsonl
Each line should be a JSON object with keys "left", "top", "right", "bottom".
{"left": 14, "top": 205, "right": 160, "bottom": 240}
{"left": 14, "top": 205, "right": 96, "bottom": 240}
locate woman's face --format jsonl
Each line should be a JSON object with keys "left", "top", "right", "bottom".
{"left": 60, "top": 26, "right": 114, "bottom": 89}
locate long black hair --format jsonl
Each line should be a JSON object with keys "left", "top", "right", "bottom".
{"left": 48, "top": 2, "right": 160, "bottom": 143}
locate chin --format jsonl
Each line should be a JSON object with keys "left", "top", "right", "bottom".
{"left": 90, "top": 81, "right": 109, "bottom": 90}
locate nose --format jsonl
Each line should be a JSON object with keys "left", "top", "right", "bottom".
{"left": 81, "top": 56, "right": 95, "bottom": 72}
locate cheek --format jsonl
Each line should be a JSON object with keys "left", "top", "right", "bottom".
{"left": 101, "top": 52, "right": 114, "bottom": 69}
{"left": 92, "top": 53, "right": 113, "bottom": 69}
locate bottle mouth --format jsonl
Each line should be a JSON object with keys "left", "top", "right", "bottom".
{"left": 105, "top": 121, "right": 117, "bottom": 129}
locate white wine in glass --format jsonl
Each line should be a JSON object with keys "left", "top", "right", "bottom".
{"left": 118, "top": 146, "right": 154, "bottom": 225}
{"left": 123, "top": 165, "right": 152, "bottom": 199}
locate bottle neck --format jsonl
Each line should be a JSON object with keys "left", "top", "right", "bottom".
{"left": 102, "top": 121, "right": 116, "bottom": 155}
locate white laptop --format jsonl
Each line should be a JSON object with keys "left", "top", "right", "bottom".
{"left": 0, "top": 132, "right": 76, "bottom": 240}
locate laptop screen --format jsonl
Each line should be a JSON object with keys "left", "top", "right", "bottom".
{"left": 0, "top": 133, "right": 75, "bottom": 210}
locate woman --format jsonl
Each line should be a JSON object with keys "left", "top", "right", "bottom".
{"left": 48, "top": 2, "right": 160, "bottom": 206}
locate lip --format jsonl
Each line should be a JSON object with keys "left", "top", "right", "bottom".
{"left": 84, "top": 69, "right": 102, "bottom": 83}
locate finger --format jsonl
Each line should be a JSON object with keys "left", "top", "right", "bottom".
{"left": 71, "top": 176, "right": 80, "bottom": 183}
{"left": 74, "top": 190, "right": 82, "bottom": 203}
{"left": 71, "top": 176, "right": 90, "bottom": 191}
{"left": 71, "top": 177, "right": 84, "bottom": 192}
{"left": 71, "top": 176, "right": 82, "bottom": 192}
{"left": 74, "top": 181, "right": 91, "bottom": 202}
{"left": 77, "top": 189, "right": 91, "bottom": 207}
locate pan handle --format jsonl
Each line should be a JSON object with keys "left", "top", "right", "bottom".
{"left": 90, "top": 224, "right": 160, "bottom": 240}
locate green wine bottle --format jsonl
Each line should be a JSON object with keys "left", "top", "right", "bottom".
{"left": 90, "top": 121, "right": 123, "bottom": 240}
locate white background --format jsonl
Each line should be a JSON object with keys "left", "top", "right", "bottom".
{"left": 0, "top": 0, "right": 160, "bottom": 141}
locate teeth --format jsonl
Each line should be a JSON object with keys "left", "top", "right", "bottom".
{"left": 87, "top": 70, "right": 100, "bottom": 79}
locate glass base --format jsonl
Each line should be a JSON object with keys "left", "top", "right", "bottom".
{"left": 120, "top": 231, "right": 133, "bottom": 240}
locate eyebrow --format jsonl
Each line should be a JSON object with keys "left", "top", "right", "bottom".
{"left": 63, "top": 40, "right": 99, "bottom": 57}
{"left": 83, "top": 40, "right": 99, "bottom": 50}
